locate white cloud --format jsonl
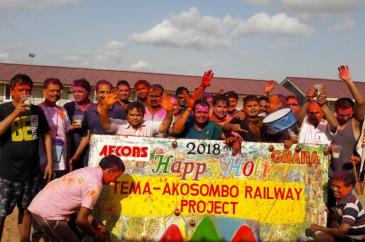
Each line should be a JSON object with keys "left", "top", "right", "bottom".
{"left": 0, "top": 49, "right": 9, "bottom": 60}
{"left": 104, "top": 40, "right": 125, "bottom": 50}
{"left": 130, "top": 7, "right": 235, "bottom": 50}
{"left": 130, "top": 7, "right": 313, "bottom": 50}
{"left": 330, "top": 18, "right": 354, "bottom": 32}
{"left": 95, "top": 41, "right": 125, "bottom": 64}
{"left": 282, "top": 0, "right": 362, "bottom": 19}
{"left": 243, "top": 0, "right": 273, "bottom": 5}
{"left": 130, "top": 61, "right": 152, "bottom": 71}
{"left": 0, "top": 0, "right": 85, "bottom": 11}
{"left": 232, "top": 12, "right": 312, "bottom": 37}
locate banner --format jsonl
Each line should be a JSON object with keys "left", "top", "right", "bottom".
{"left": 89, "top": 135, "right": 328, "bottom": 241}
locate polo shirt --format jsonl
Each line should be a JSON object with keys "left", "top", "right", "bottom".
{"left": 337, "top": 193, "right": 365, "bottom": 240}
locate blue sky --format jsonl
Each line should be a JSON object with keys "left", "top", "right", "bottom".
{"left": 0, "top": 0, "right": 364, "bottom": 82}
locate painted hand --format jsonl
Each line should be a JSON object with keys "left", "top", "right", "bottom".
{"left": 161, "top": 94, "right": 174, "bottom": 112}
{"left": 183, "top": 90, "right": 195, "bottom": 109}
{"left": 103, "top": 90, "right": 118, "bottom": 106}
{"left": 264, "top": 80, "right": 276, "bottom": 95}
{"left": 201, "top": 69, "right": 214, "bottom": 87}
{"left": 338, "top": 65, "right": 352, "bottom": 83}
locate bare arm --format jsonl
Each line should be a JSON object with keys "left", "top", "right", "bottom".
{"left": 338, "top": 65, "right": 365, "bottom": 121}
{"left": 322, "top": 104, "right": 338, "bottom": 133}
{"left": 41, "top": 132, "right": 53, "bottom": 182}
{"left": 0, "top": 102, "right": 29, "bottom": 135}
{"left": 99, "top": 90, "right": 118, "bottom": 132}
{"left": 76, "top": 207, "right": 109, "bottom": 241}
{"left": 317, "top": 88, "right": 338, "bottom": 133}
{"left": 297, "top": 102, "right": 309, "bottom": 128}
{"left": 297, "top": 87, "right": 316, "bottom": 128}
{"left": 311, "top": 223, "right": 350, "bottom": 238}
{"left": 158, "top": 94, "right": 174, "bottom": 133}
{"left": 171, "top": 107, "right": 192, "bottom": 134}
{"left": 69, "top": 131, "right": 90, "bottom": 170}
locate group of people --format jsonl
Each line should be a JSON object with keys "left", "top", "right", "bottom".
{"left": 0, "top": 65, "right": 364, "bottom": 241}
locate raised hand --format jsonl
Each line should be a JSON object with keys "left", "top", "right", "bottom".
{"left": 161, "top": 94, "right": 174, "bottom": 112}
{"left": 306, "top": 87, "right": 316, "bottom": 102}
{"left": 103, "top": 89, "right": 118, "bottom": 106}
{"left": 338, "top": 65, "right": 352, "bottom": 83}
{"left": 182, "top": 90, "right": 195, "bottom": 109}
{"left": 264, "top": 80, "right": 276, "bottom": 95}
{"left": 316, "top": 87, "right": 327, "bottom": 106}
{"left": 201, "top": 69, "right": 214, "bottom": 87}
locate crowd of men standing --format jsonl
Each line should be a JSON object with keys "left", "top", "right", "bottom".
{"left": 0, "top": 65, "right": 365, "bottom": 241}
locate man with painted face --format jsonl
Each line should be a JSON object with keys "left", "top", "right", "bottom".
{"left": 285, "top": 96, "right": 300, "bottom": 116}
{"left": 209, "top": 94, "right": 232, "bottom": 126}
{"left": 310, "top": 171, "right": 365, "bottom": 242}
{"left": 64, "top": 79, "right": 93, "bottom": 169}
{"left": 230, "top": 95, "right": 264, "bottom": 142}
{"left": 297, "top": 86, "right": 338, "bottom": 145}
{"left": 0, "top": 74, "right": 53, "bottom": 241}
{"left": 28, "top": 155, "right": 125, "bottom": 242}
{"left": 145, "top": 84, "right": 167, "bottom": 121}
{"left": 330, "top": 65, "right": 365, "bottom": 175}
{"left": 69, "top": 80, "right": 126, "bottom": 168}
{"left": 172, "top": 99, "right": 222, "bottom": 140}
{"left": 171, "top": 70, "right": 221, "bottom": 140}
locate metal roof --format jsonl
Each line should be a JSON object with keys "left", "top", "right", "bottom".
{"left": 0, "top": 62, "right": 293, "bottom": 96}
{"left": 282, "top": 76, "right": 365, "bottom": 99}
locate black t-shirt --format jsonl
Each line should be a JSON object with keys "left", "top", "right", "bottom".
{"left": 230, "top": 117, "right": 265, "bottom": 142}
{"left": 0, "top": 102, "right": 50, "bottom": 181}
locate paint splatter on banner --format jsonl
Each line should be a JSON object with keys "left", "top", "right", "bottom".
{"left": 88, "top": 135, "right": 328, "bottom": 241}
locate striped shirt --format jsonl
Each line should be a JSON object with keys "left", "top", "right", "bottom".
{"left": 337, "top": 193, "right": 365, "bottom": 239}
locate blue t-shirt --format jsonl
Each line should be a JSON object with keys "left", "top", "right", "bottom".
{"left": 83, "top": 103, "right": 126, "bottom": 135}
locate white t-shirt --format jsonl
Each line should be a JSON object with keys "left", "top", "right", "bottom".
{"left": 39, "top": 104, "right": 71, "bottom": 171}
{"left": 298, "top": 116, "right": 334, "bottom": 145}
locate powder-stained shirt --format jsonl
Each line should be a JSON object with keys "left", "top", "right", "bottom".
{"left": 28, "top": 166, "right": 103, "bottom": 221}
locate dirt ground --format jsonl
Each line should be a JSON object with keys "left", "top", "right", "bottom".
{"left": 2, "top": 208, "right": 46, "bottom": 242}
{"left": 2, "top": 208, "right": 19, "bottom": 242}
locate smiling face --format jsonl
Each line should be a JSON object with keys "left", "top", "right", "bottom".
{"left": 213, "top": 100, "right": 228, "bottom": 119}
{"left": 244, "top": 100, "right": 259, "bottom": 118}
{"left": 72, "top": 86, "right": 89, "bottom": 103}
{"left": 227, "top": 97, "right": 238, "bottom": 113}
{"left": 43, "top": 83, "right": 62, "bottom": 104}
{"left": 332, "top": 179, "right": 352, "bottom": 200}
{"left": 117, "top": 84, "right": 131, "bottom": 101}
{"left": 194, "top": 104, "right": 209, "bottom": 125}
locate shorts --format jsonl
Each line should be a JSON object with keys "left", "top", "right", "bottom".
{"left": 0, "top": 174, "right": 42, "bottom": 217}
